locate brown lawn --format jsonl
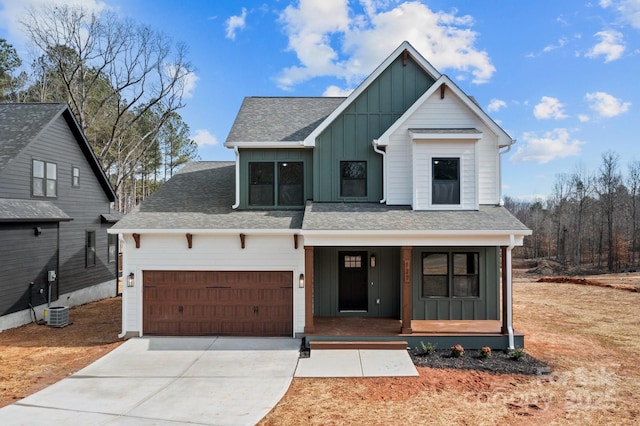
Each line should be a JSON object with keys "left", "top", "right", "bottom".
{"left": 1, "top": 273, "right": 640, "bottom": 425}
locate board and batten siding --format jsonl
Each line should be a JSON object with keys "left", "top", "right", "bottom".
{"left": 314, "top": 54, "right": 435, "bottom": 203}
{"left": 386, "top": 91, "right": 500, "bottom": 207}
{"left": 0, "top": 113, "right": 116, "bottom": 303}
{"left": 120, "top": 233, "right": 305, "bottom": 336}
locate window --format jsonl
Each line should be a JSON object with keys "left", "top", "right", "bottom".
{"left": 249, "top": 162, "right": 304, "bottom": 207}
{"left": 32, "top": 160, "right": 57, "bottom": 197}
{"left": 278, "top": 162, "right": 304, "bottom": 206}
{"left": 86, "top": 231, "right": 96, "bottom": 268}
{"left": 340, "top": 161, "right": 367, "bottom": 197}
{"left": 432, "top": 158, "right": 459, "bottom": 205}
{"left": 422, "top": 252, "right": 480, "bottom": 298}
{"left": 343, "top": 255, "right": 362, "bottom": 268}
{"left": 108, "top": 234, "right": 118, "bottom": 264}
{"left": 72, "top": 167, "right": 80, "bottom": 187}
{"left": 249, "top": 163, "right": 274, "bottom": 206}
{"left": 453, "top": 253, "right": 479, "bottom": 297}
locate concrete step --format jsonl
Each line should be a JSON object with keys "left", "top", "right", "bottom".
{"left": 310, "top": 340, "right": 409, "bottom": 350}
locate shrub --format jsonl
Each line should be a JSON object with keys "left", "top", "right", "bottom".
{"left": 450, "top": 344, "right": 464, "bottom": 358}
{"left": 480, "top": 346, "right": 492, "bottom": 358}
{"left": 415, "top": 341, "right": 437, "bottom": 356}
{"left": 508, "top": 347, "right": 526, "bottom": 360}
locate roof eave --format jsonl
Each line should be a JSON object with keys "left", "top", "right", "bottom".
{"left": 224, "top": 141, "right": 307, "bottom": 149}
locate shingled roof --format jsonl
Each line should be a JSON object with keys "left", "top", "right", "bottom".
{"left": 0, "top": 198, "right": 72, "bottom": 222}
{"left": 225, "top": 97, "right": 345, "bottom": 144}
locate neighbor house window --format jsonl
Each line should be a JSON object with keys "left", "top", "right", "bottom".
{"left": 108, "top": 234, "right": 118, "bottom": 264}
{"left": 422, "top": 252, "right": 480, "bottom": 298}
{"left": 249, "top": 161, "right": 304, "bottom": 207}
{"left": 32, "top": 159, "right": 57, "bottom": 197}
{"left": 340, "top": 161, "right": 367, "bottom": 197}
{"left": 72, "top": 166, "right": 80, "bottom": 187}
{"left": 86, "top": 231, "right": 96, "bottom": 268}
{"left": 432, "top": 158, "right": 459, "bottom": 204}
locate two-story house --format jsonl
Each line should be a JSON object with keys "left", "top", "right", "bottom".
{"left": 112, "top": 42, "right": 531, "bottom": 349}
{"left": 0, "top": 103, "right": 120, "bottom": 331}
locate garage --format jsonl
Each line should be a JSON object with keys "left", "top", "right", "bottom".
{"left": 143, "top": 270, "right": 293, "bottom": 336}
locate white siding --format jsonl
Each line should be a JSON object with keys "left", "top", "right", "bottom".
{"left": 385, "top": 91, "right": 500, "bottom": 207}
{"left": 120, "top": 233, "right": 305, "bottom": 336}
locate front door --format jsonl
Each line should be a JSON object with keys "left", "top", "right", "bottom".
{"left": 339, "top": 251, "right": 368, "bottom": 311}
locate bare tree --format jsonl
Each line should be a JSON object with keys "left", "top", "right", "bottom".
{"left": 628, "top": 160, "right": 640, "bottom": 269}
{"left": 21, "top": 5, "right": 194, "bottom": 211}
{"left": 551, "top": 173, "right": 572, "bottom": 262}
{"left": 569, "top": 164, "right": 594, "bottom": 267}
{"left": 597, "top": 151, "right": 622, "bottom": 272}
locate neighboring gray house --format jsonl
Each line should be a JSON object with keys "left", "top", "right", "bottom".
{"left": 0, "top": 103, "right": 120, "bottom": 331}
{"left": 112, "top": 42, "right": 531, "bottom": 349}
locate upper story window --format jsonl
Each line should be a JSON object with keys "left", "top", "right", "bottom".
{"left": 32, "top": 159, "right": 57, "bottom": 197}
{"left": 72, "top": 166, "right": 80, "bottom": 187}
{"left": 340, "top": 161, "right": 367, "bottom": 197}
{"left": 422, "top": 252, "right": 479, "bottom": 298}
{"left": 432, "top": 158, "right": 459, "bottom": 205}
{"left": 249, "top": 161, "right": 304, "bottom": 207}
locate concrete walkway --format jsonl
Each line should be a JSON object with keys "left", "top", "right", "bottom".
{"left": 0, "top": 337, "right": 418, "bottom": 425}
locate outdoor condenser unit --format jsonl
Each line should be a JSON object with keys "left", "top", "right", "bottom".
{"left": 44, "top": 306, "right": 69, "bottom": 327}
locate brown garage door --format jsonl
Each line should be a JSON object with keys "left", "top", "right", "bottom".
{"left": 143, "top": 271, "right": 293, "bottom": 336}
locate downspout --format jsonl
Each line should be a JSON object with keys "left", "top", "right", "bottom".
{"left": 498, "top": 139, "right": 515, "bottom": 206}
{"left": 117, "top": 234, "right": 127, "bottom": 339}
{"left": 372, "top": 139, "right": 386, "bottom": 204}
{"left": 232, "top": 146, "right": 240, "bottom": 209}
{"left": 506, "top": 234, "right": 515, "bottom": 349}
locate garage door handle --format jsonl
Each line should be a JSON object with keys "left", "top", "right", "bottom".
{"left": 206, "top": 286, "right": 231, "bottom": 289}
{"left": 178, "top": 305, "right": 183, "bottom": 313}
{"left": 253, "top": 306, "right": 259, "bottom": 314}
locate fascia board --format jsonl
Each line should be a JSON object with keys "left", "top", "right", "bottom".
{"left": 108, "top": 228, "right": 301, "bottom": 235}
{"left": 223, "top": 141, "right": 306, "bottom": 149}
{"left": 302, "top": 41, "right": 442, "bottom": 147}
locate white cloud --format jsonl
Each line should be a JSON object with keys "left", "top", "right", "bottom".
{"left": 191, "top": 129, "right": 218, "bottom": 147}
{"left": 277, "top": 0, "right": 495, "bottom": 90}
{"left": 487, "top": 99, "right": 507, "bottom": 112}
{"left": 543, "top": 37, "right": 568, "bottom": 53}
{"left": 323, "top": 85, "right": 353, "bottom": 97}
{"left": 165, "top": 64, "right": 199, "bottom": 99}
{"left": 510, "top": 128, "right": 583, "bottom": 164}
{"left": 585, "top": 30, "right": 625, "bottom": 62}
{"left": 578, "top": 114, "right": 590, "bottom": 122}
{"left": 533, "top": 96, "right": 568, "bottom": 120}
{"left": 600, "top": 0, "right": 640, "bottom": 29}
{"left": 585, "top": 91, "right": 631, "bottom": 117}
{"left": 225, "top": 7, "right": 247, "bottom": 40}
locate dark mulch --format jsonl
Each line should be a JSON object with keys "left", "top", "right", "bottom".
{"left": 410, "top": 349, "right": 551, "bottom": 376}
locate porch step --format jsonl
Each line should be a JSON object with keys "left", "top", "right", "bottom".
{"left": 310, "top": 341, "right": 409, "bottom": 350}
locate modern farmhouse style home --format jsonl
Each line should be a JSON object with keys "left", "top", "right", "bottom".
{"left": 112, "top": 41, "right": 531, "bottom": 349}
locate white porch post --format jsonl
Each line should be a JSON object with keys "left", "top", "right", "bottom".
{"left": 505, "top": 235, "right": 515, "bottom": 349}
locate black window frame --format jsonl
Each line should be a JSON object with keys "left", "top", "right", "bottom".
{"left": 278, "top": 162, "right": 304, "bottom": 206}
{"left": 32, "top": 159, "right": 57, "bottom": 198}
{"left": 432, "top": 157, "right": 460, "bottom": 205}
{"left": 72, "top": 166, "right": 80, "bottom": 187}
{"left": 249, "top": 162, "right": 275, "bottom": 206}
{"left": 340, "top": 161, "right": 367, "bottom": 198}
{"left": 108, "top": 233, "right": 118, "bottom": 264}
{"left": 422, "top": 251, "right": 480, "bottom": 298}
{"left": 86, "top": 230, "right": 96, "bottom": 268}
{"left": 248, "top": 161, "right": 305, "bottom": 207}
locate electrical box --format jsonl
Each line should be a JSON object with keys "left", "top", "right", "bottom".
{"left": 48, "top": 270, "right": 56, "bottom": 282}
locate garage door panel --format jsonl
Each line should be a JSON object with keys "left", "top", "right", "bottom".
{"left": 143, "top": 271, "right": 293, "bottom": 336}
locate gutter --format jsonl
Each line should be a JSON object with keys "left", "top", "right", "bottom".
{"left": 506, "top": 233, "right": 515, "bottom": 349}
{"left": 372, "top": 139, "right": 387, "bottom": 203}
{"left": 232, "top": 146, "right": 240, "bottom": 209}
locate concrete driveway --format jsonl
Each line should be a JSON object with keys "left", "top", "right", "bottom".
{"left": 0, "top": 337, "right": 301, "bottom": 426}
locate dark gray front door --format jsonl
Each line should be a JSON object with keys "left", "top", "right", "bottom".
{"left": 338, "top": 251, "right": 368, "bottom": 311}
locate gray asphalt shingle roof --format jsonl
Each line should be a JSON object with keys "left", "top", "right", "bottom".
{"left": 111, "top": 162, "right": 303, "bottom": 231}
{"left": 225, "top": 97, "right": 345, "bottom": 143}
{"left": 0, "top": 103, "right": 67, "bottom": 172}
{"left": 0, "top": 198, "right": 72, "bottom": 222}
{"left": 301, "top": 202, "right": 530, "bottom": 232}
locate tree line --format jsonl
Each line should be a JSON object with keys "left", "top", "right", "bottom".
{"left": 505, "top": 151, "right": 640, "bottom": 273}
{"left": 0, "top": 5, "right": 199, "bottom": 212}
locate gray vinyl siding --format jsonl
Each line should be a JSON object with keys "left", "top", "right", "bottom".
{"left": 313, "top": 246, "right": 400, "bottom": 317}
{"left": 314, "top": 54, "right": 435, "bottom": 202}
{"left": 411, "top": 247, "right": 499, "bottom": 320}
{"left": 0, "top": 113, "right": 116, "bottom": 301}
{"left": 0, "top": 222, "right": 58, "bottom": 315}
{"left": 238, "top": 148, "right": 313, "bottom": 209}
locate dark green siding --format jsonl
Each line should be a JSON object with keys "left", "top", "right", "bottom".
{"left": 313, "top": 247, "right": 400, "bottom": 317}
{"left": 411, "top": 247, "right": 500, "bottom": 320}
{"left": 238, "top": 148, "right": 313, "bottom": 209}
{"left": 314, "top": 54, "right": 435, "bottom": 202}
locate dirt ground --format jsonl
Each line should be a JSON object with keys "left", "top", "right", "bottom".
{"left": 1, "top": 269, "right": 640, "bottom": 425}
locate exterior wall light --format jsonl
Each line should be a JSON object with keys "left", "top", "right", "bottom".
{"left": 127, "top": 272, "right": 135, "bottom": 287}
{"left": 370, "top": 254, "right": 376, "bottom": 268}
{"left": 299, "top": 273, "right": 305, "bottom": 288}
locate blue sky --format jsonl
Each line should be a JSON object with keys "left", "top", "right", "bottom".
{"left": 1, "top": 0, "right": 638, "bottom": 200}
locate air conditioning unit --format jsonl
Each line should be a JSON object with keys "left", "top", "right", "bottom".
{"left": 44, "top": 306, "right": 69, "bottom": 327}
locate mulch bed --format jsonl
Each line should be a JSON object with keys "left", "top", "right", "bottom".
{"left": 410, "top": 349, "right": 551, "bottom": 375}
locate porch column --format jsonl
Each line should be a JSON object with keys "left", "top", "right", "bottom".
{"left": 304, "top": 245, "right": 314, "bottom": 333}
{"left": 401, "top": 246, "right": 413, "bottom": 334}
{"left": 501, "top": 244, "right": 515, "bottom": 349}
{"left": 501, "top": 246, "right": 508, "bottom": 334}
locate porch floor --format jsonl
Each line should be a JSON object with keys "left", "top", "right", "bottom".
{"left": 308, "top": 317, "right": 506, "bottom": 336}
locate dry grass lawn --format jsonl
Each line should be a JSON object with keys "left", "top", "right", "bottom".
{"left": 1, "top": 273, "right": 639, "bottom": 425}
